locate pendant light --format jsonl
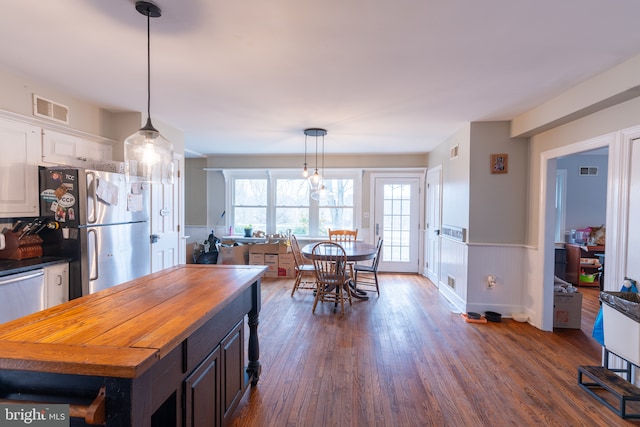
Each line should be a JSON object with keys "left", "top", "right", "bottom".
{"left": 303, "top": 128, "right": 326, "bottom": 200}
{"left": 124, "top": 1, "right": 174, "bottom": 184}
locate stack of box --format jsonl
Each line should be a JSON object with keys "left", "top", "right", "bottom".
{"left": 278, "top": 253, "right": 295, "bottom": 277}
{"left": 553, "top": 291, "right": 583, "bottom": 328}
{"left": 218, "top": 245, "right": 249, "bottom": 265}
{"left": 248, "top": 243, "right": 294, "bottom": 278}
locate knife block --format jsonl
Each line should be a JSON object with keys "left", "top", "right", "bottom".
{"left": 0, "top": 231, "right": 43, "bottom": 260}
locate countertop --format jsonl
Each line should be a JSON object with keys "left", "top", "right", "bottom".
{"left": 0, "top": 264, "right": 266, "bottom": 378}
{"left": 0, "top": 256, "right": 71, "bottom": 277}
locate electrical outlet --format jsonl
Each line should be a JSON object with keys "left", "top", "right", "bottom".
{"left": 487, "top": 275, "right": 496, "bottom": 289}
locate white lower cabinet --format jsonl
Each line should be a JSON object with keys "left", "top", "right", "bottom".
{"left": 0, "top": 117, "right": 40, "bottom": 217}
{"left": 44, "top": 263, "right": 69, "bottom": 309}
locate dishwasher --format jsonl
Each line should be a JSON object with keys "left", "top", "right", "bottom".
{"left": 0, "top": 269, "right": 46, "bottom": 324}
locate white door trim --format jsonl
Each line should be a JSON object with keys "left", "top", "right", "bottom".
{"left": 369, "top": 172, "right": 425, "bottom": 273}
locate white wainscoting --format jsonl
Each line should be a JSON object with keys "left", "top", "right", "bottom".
{"left": 438, "top": 238, "right": 528, "bottom": 318}
{"left": 439, "top": 237, "right": 468, "bottom": 312}
{"left": 466, "top": 243, "right": 527, "bottom": 317}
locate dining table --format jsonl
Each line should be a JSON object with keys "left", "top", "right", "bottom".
{"left": 301, "top": 241, "right": 378, "bottom": 300}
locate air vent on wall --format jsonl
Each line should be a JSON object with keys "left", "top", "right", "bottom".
{"left": 450, "top": 144, "right": 459, "bottom": 159}
{"left": 579, "top": 166, "right": 598, "bottom": 176}
{"left": 33, "top": 94, "right": 69, "bottom": 124}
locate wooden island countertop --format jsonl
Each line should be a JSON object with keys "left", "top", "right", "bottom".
{"left": 0, "top": 264, "right": 266, "bottom": 425}
{"left": 0, "top": 264, "right": 266, "bottom": 379}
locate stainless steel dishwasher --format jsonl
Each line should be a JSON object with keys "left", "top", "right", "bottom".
{"left": 0, "top": 269, "right": 45, "bottom": 324}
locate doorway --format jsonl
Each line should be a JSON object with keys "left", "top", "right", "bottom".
{"left": 151, "top": 157, "right": 182, "bottom": 272}
{"left": 543, "top": 141, "right": 611, "bottom": 332}
{"left": 425, "top": 166, "right": 442, "bottom": 285}
{"left": 370, "top": 174, "right": 423, "bottom": 273}
{"left": 554, "top": 149, "right": 608, "bottom": 333}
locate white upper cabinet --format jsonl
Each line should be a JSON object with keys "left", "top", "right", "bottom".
{"left": 0, "top": 117, "right": 40, "bottom": 216}
{"left": 42, "top": 129, "right": 113, "bottom": 166}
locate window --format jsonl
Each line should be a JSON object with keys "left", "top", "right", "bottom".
{"left": 276, "top": 178, "right": 309, "bottom": 235}
{"left": 231, "top": 178, "right": 267, "bottom": 234}
{"left": 225, "top": 170, "right": 359, "bottom": 237}
{"left": 318, "top": 179, "right": 354, "bottom": 235}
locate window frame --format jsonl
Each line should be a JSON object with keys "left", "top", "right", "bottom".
{"left": 224, "top": 169, "right": 361, "bottom": 237}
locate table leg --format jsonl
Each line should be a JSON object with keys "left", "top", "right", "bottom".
{"left": 348, "top": 280, "right": 369, "bottom": 300}
{"left": 247, "top": 282, "right": 261, "bottom": 386}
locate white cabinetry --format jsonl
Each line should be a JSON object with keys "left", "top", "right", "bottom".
{"left": 0, "top": 117, "right": 40, "bottom": 217}
{"left": 44, "top": 263, "right": 69, "bottom": 308}
{"left": 42, "top": 129, "right": 113, "bottom": 166}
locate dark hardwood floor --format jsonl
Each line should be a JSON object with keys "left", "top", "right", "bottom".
{"left": 229, "top": 275, "right": 637, "bottom": 426}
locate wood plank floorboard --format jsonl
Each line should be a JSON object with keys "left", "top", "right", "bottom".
{"left": 229, "top": 275, "right": 637, "bottom": 426}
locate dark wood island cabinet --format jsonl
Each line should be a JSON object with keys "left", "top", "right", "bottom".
{"left": 0, "top": 264, "right": 266, "bottom": 426}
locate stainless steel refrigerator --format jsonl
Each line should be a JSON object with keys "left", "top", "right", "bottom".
{"left": 39, "top": 167, "right": 150, "bottom": 298}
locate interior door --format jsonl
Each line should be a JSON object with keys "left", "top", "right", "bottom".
{"left": 425, "top": 166, "right": 442, "bottom": 285}
{"left": 372, "top": 175, "right": 422, "bottom": 273}
{"left": 151, "top": 158, "right": 181, "bottom": 273}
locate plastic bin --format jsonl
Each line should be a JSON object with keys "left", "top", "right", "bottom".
{"left": 600, "top": 291, "right": 640, "bottom": 365}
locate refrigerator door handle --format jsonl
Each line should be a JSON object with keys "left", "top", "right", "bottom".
{"left": 88, "top": 228, "right": 99, "bottom": 281}
{"left": 87, "top": 171, "right": 97, "bottom": 224}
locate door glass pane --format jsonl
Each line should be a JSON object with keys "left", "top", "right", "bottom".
{"left": 383, "top": 184, "right": 411, "bottom": 262}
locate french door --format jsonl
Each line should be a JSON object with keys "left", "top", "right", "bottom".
{"left": 371, "top": 174, "right": 423, "bottom": 273}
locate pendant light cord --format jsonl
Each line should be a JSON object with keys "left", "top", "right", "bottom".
{"left": 146, "top": 10, "right": 152, "bottom": 121}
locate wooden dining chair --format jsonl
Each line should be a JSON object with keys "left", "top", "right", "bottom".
{"left": 353, "top": 238, "right": 383, "bottom": 296}
{"left": 328, "top": 229, "right": 358, "bottom": 277}
{"left": 289, "top": 234, "right": 317, "bottom": 296}
{"left": 311, "top": 241, "right": 352, "bottom": 314}
{"left": 328, "top": 229, "right": 358, "bottom": 242}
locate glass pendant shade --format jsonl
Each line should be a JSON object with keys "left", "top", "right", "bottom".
{"left": 303, "top": 128, "right": 326, "bottom": 197}
{"left": 125, "top": 1, "right": 173, "bottom": 184}
{"left": 125, "top": 118, "right": 174, "bottom": 184}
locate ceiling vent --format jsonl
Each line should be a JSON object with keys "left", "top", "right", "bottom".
{"left": 579, "top": 166, "right": 598, "bottom": 176}
{"left": 33, "top": 94, "right": 69, "bottom": 124}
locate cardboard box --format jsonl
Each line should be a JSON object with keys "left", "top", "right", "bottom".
{"left": 553, "top": 292, "right": 582, "bottom": 328}
{"left": 264, "top": 254, "right": 279, "bottom": 277}
{"left": 248, "top": 243, "right": 290, "bottom": 254}
{"left": 218, "top": 245, "right": 249, "bottom": 265}
{"left": 278, "top": 253, "right": 295, "bottom": 265}
{"left": 277, "top": 253, "right": 296, "bottom": 277}
{"left": 249, "top": 252, "right": 265, "bottom": 265}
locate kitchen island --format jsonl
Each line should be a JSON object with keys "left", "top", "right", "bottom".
{"left": 0, "top": 264, "right": 266, "bottom": 426}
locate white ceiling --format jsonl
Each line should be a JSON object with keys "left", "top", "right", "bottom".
{"left": 1, "top": 0, "right": 640, "bottom": 157}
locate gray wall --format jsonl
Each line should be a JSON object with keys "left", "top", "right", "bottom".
{"left": 427, "top": 121, "right": 528, "bottom": 244}
{"left": 468, "top": 121, "right": 528, "bottom": 244}
{"left": 557, "top": 152, "right": 608, "bottom": 232}
{"left": 185, "top": 158, "right": 208, "bottom": 226}
{"left": 428, "top": 124, "right": 471, "bottom": 231}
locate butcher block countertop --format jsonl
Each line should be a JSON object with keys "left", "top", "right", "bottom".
{"left": 0, "top": 264, "right": 266, "bottom": 379}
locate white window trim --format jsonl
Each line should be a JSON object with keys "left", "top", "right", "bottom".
{"left": 223, "top": 168, "right": 362, "bottom": 237}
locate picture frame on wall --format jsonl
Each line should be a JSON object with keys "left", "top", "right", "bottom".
{"left": 491, "top": 153, "right": 508, "bottom": 174}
